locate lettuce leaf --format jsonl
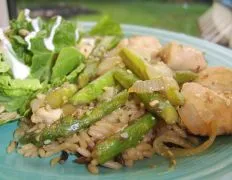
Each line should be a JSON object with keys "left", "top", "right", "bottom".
{"left": 53, "top": 20, "right": 77, "bottom": 52}
{"left": 0, "top": 76, "right": 42, "bottom": 90}
{"left": 1, "top": 89, "right": 32, "bottom": 97}
{"left": 0, "top": 61, "right": 10, "bottom": 73}
{"left": 29, "top": 30, "right": 54, "bottom": 82}
{"left": 0, "top": 93, "right": 29, "bottom": 112}
{"left": 0, "top": 76, "right": 42, "bottom": 97}
{"left": 30, "top": 30, "right": 50, "bottom": 54}
{"left": 0, "top": 75, "right": 42, "bottom": 114}
{"left": 51, "top": 47, "right": 84, "bottom": 82}
{"left": 10, "top": 39, "right": 32, "bottom": 65}
{"left": 30, "top": 52, "right": 55, "bottom": 82}
{"left": 89, "top": 16, "right": 123, "bottom": 36}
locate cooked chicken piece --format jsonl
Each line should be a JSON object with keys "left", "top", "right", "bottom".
{"left": 178, "top": 82, "right": 232, "bottom": 136}
{"left": 30, "top": 94, "right": 46, "bottom": 113}
{"left": 196, "top": 67, "right": 232, "bottom": 92}
{"left": 77, "top": 38, "right": 96, "bottom": 58}
{"left": 157, "top": 42, "right": 207, "bottom": 72}
{"left": 118, "top": 36, "right": 162, "bottom": 61}
{"left": 31, "top": 107, "right": 63, "bottom": 125}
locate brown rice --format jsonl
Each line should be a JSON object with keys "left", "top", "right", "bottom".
{"left": 10, "top": 94, "right": 195, "bottom": 174}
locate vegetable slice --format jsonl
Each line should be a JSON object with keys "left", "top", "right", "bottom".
{"left": 51, "top": 47, "right": 84, "bottom": 82}
{"left": 45, "top": 83, "right": 77, "bottom": 109}
{"left": 174, "top": 70, "right": 198, "bottom": 85}
{"left": 92, "top": 113, "right": 156, "bottom": 164}
{"left": 171, "top": 121, "right": 217, "bottom": 157}
{"left": 120, "top": 47, "right": 149, "bottom": 80}
{"left": 128, "top": 78, "right": 165, "bottom": 93}
{"left": 71, "top": 69, "right": 115, "bottom": 105}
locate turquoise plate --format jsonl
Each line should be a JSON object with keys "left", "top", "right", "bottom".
{"left": 1, "top": 23, "right": 232, "bottom": 180}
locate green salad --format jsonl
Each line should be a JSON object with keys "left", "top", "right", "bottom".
{"left": 0, "top": 10, "right": 122, "bottom": 125}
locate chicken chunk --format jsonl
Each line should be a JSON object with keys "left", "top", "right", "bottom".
{"left": 118, "top": 36, "right": 162, "bottom": 61}
{"left": 157, "top": 42, "right": 207, "bottom": 72}
{"left": 31, "top": 107, "right": 63, "bottom": 125}
{"left": 77, "top": 38, "right": 96, "bottom": 58}
{"left": 196, "top": 67, "right": 232, "bottom": 92}
{"left": 178, "top": 82, "right": 232, "bottom": 136}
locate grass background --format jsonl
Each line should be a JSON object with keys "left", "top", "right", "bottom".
{"left": 17, "top": 0, "right": 210, "bottom": 36}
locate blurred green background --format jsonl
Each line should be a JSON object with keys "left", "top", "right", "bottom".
{"left": 17, "top": 0, "right": 211, "bottom": 36}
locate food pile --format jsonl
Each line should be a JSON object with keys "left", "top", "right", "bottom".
{"left": 1, "top": 9, "right": 231, "bottom": 174}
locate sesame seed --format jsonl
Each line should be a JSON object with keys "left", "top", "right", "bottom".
{"left": 167, "top": 150, "right": 174, "bottom": 157}
{"left": 126, "top": 69, "right": 132, "bottom": 74}
{"left": 120, "top": 132, "right": 129, "bottom": 139}
{"left": 44, "top": 139, "right": 51, "bottom": 145}
{"left": 103, "top": 86, "right": 110, "bottom": 91}
{"left": 45, "top": 104, "right": 51, "bottom": 110}
{"left": 140, "top": 103, "right": 145, "bottom": 108}
{"left": 226, "top": 99, "right": 231, "bottom": 106}
{"left": 149, "top": 100, "right": 159, "bottom": 107}
{"left": 172, "top": 159, "right": 177, "bottom": 166}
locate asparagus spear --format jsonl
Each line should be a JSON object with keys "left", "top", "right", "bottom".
{"left": 70, "top": 69, "right": 115, "bottom": 105}
{"left": 119, "top": 48, "right": 149, "bottom": 80}
{"left": 92, "top": 113, "right": 156, "bottom": 164}
{"left": 114, "top": 69, "right": 178, "bottom": 124}
{"left": 165, "top": 86, "right": 184, "bottom": 106}
{"left": 45, "top": 83, "right": 77, "bottom": 109}
{"left": 78, "top": 36, "right": 120, "bottom": 87}
{"left": 19, "top": 90, "right": 129, "bottom": 146}
{"left": 174, "top": 70, "right": 198, "bottom": 85}
{"left": 119, "top": 48, "right": 184, "bottom": 106}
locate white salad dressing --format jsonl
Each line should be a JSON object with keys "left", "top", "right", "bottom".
{"left": 25, "top": 32, "right": 36, "bottom": 50}
{"left": 44, "top": 16, "right": 62, "bottom": 51}
{"left": 0, "top": 29, "right": 30, "bottom": 79}
{"left": 24, "top": 9, "right": 40, "bottom": 50}
{"left": 31, "top": 18, "right": 40, "bottom": 32}
{"left": 24, "top": 9, "right": 32, "bottom": 22}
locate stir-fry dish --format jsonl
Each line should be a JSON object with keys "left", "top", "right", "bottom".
{"left": 1, "top": 10, "right": 232, "bottom": 174}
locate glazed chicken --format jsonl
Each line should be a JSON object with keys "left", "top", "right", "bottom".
{"left": 196, "top": 67, "right": 232, "bottom": 92}
{"left": 157, "top": 42, "right": 207, "bottom": 72}
{"left": 179, "top": 67, "right": 232, "bottom": 136}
